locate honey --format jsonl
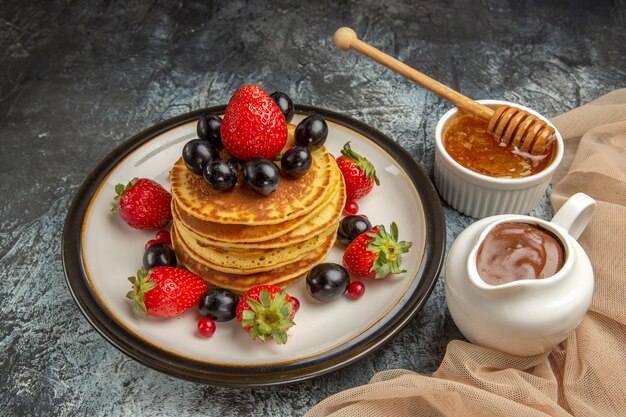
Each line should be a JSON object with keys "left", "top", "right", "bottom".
{"left": 443, "top": 110, "right": 556, "bottom": 178}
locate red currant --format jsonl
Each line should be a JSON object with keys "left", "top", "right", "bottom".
{"left": 197, "top": 317, "right": 216, "bottom": 337}
{"left": 155, "top": 230, "right": 172, "bottom": 245}
{"left": 144, "top": 239, "right": 160, "bottom": 250}
{"left": 291, "top": 296, "right": 300, "bottom": 313}
{"left": 346, "top": 281, "right": 365, "bottom": 300}
{"left": 343, "top": 200, "right": 359, "bottom": 216}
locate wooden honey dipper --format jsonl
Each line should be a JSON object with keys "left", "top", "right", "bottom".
{"left": 333, "top": 27, "right": 556, "bottom": 155}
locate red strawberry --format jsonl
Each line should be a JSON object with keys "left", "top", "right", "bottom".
{"left": 336, "top": 142, "right": 380, "bottom": 201}
{"left": 220, "top": 85, "right": 287, "bottom": 160}
{"left": 126, "top": 267, "right": 208, "bottom": 318}
{"left": 236, "top": 284, "right": 295, "bottom": 344}
{"left": 112, "top": 178, "right": 172, "bottom": 229}
{"left": 342, "top": 222, "right": 412, "bottom": 279}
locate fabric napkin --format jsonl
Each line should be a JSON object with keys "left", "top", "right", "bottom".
{"left": 305, "top": 89, "right": 626, "bottom": 417}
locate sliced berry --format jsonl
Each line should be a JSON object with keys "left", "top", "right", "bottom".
{"left": 197, "top": 317, "right": 216, "bottom": 337}
{"left": 281, "top": 146, "right": 312, "bottom": 178}
{"left": 295, "top": 115, "right": 328, "bottom": 150}
{"left": 142, "top": 243, "right": 177, "bottom": 270}
{"left": 343, "top": 200, "right": 359, "bottom": 216}
{"left": 155, "top": 230, "right": 171, "bottom": 245}
{"left": 337, "top": 215, "right": 372, "bottom": 246}
{"left": 203, "top": 159, "right": 237, "bottom": 192}
{"left": 197, "top": 113, "right": 224, "bottom": 149}
{"left": 270, "top": 91, "right": 295, "bottom": 123}
{"left": 346, "top": 281, "right": 365, "bottom": 300}
{"left": 198, "top": 288, "right": 239, "bottom": 322}
{"left": 243, "top": 158, "right": 281, "bottom": 195}
{"left": 306, "top": 263, "right": 350, "bottom": 302}
{"left": 182, "top": 139, "right": 219, "bottom": 175}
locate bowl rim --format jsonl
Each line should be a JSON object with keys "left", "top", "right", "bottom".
{"left": 434, "top": 99, "right": 564, "bottom": 186}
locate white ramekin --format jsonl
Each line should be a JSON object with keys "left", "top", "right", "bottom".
{"left": 434, "top": 100, "right": 563, "bottom": 219}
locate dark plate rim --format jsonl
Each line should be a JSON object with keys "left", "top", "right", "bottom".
{"left": 62, "top": 104, "right": 446, "bottom": 387}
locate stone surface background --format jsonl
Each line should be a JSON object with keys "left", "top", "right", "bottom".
{"left": 1, "top": 0, "right": 624, "bottom": 415}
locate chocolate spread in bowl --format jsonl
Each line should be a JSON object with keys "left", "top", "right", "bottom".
{"left": 476, "top": 222, "right": 565, "bottom": 285}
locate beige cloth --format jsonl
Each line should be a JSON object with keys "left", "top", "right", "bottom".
{"left": 305, "top": 89, "right": 626, "bottom": 417}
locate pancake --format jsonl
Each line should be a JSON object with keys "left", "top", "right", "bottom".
{"left": 174, "top": 174, "right": 346, "bottom": 249}
{"left": 170, "top": 146, "right": 337, "bottom": 225}
{"left": 172, "top": 225, "right": 337, "bottom": 293}
{"left": 175, "top": 222, "right": 337, "bottom": 273}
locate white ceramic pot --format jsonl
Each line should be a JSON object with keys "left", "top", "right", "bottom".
{"left": 445, "top": 193, "right": 595, "bottom": 356}
{"left": 434, "top": 100, "right": 564, "bottom": 219}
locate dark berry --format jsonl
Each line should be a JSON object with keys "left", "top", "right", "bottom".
{"left": 270, "top": 91, "right": 295, "bottom": 123}
{"left": 203, "top": 159, "right": 237, "bottom": 192}
{"left": 142, "top": 243, "right": 177, "bottom": 270}
{"left": 281, "top": 146, "right": 312, "bottom": 178}
{"left": 197, "top": 317, "right": 216, "bottom": 337}
{"left": 182, "top": 139, "right": 219, "bottom": 175}
{"left": 197, "top": 113, "right": 223, "bottom": 149}
{"left": 344, "top": 200, "right": 359, "bottom": 216}
{"left": 337, "top": 215, "right": 372, "bottom": 246}
{"left": 243, "top": 158, "right": 281, "bottom": 195}
{"left": 306, "top": 263, "right": 350, "bottom": 302}
{"left": 346, "top": 281, "right": 365, "bottom": 300}
{"left": 198, "top": 288, "right": 239, "bottom": 322}
{"left": 295, "top": 115, "right": 328, "bottom": 150}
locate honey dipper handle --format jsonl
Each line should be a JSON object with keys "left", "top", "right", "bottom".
{"left": 333, "top": 27, "right": 494, "bottom": 120}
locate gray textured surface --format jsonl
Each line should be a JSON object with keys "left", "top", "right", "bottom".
{"left": 1, "top": 0, "right": 625, "bottom": 415}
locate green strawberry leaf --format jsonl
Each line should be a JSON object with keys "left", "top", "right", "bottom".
{"left": 259, "top": 289, "right": 272, "bottom": 308}
{"left": 272, "top": 329, "right": 288, "bottom": 345}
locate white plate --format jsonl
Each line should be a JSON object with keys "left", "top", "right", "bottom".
{"left": 63, "top": 105, "right": 446, "bottom": 386}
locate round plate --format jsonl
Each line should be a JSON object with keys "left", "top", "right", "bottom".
{"left": 62, "top": 105, "right": 446, "bottom": 386}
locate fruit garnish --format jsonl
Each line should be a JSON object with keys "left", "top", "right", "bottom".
{"left": 346, "top": 281, "right": 365, "bottom": 300}
{"left": 336, "top": 142, "right": 380, "bottom": 201}
{"left": 221, "top": 85, "right": 287, "bottom": 161}
{"left": 235, "top": 285, "right": 295, "bottom": 344}
{"left": 155, "top": 230, "right": 171, "bottom": 245}
{"left": 337, "top": 215, "right": 372, "bottom": 246}
{"left": 270, "top": 91, "right": 295, "bottom": 123}
{"left": 295, "top": 115, "right": 328, "bottom": 150}
{"left": 291, "top": 297, "right": 301, "bottom": 313}
{"left": 197, "top": 318, "right": 216, "bottom": 338}
{"left": 243, "top": 158, "right": 281, "bottom": 195}
{"left": 112, "top": 178, "right": 172, "bottom": 230}
{"left": 199, "top": 288, "right": 239, "bottom": 322}
{"left": 306, "top": 263, "right": 350, "bottom": 302}
{"left": 203, "top": 159, "right": 237, "bottom": 192}
{"left": 197, "top": 113, "right": 224, "bottom": 149}
{"left": 126, "top": 267, "right": 208, "bottom": 319}
{"left": 342, "top": 222, "right": 412, "bottom": 279}
{"left": 182, "top": 139, "right": 219, "bottom": 175}
{"left": 343, "top": 200, "right": 359, "bottom": 216}
{"left": 281, "top": 146, "right": 312, "bottom": 178}
{"left": 142, "top": 243, "right": 177, "bottom": 270}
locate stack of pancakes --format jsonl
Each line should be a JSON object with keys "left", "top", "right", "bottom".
{"left": 170, "top": 144, "right": 346, "bottom": 294}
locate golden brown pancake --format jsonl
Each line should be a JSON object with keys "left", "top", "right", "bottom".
{"left": 175, "top": 222, "right": 337, "bottom": 273}
{"left": 173, "top": 175, "right": 345, "bottom": 249}
{"left": 171, "top": 224, "right": 336, "bottom": 293}
{"left": 170, "top": 147, "right": 336, "bottom": 225}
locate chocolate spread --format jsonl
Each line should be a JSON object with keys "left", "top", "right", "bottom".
{"left": 476, "top": 222, "right": 564, "bottom": 285}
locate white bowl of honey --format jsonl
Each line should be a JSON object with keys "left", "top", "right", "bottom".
{"left": 434, "top": 100, "right": 563, "bottom": 218}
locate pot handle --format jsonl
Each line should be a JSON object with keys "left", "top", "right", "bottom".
{"left": 550, "top": 193, "right": 596, "bottom": 240}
